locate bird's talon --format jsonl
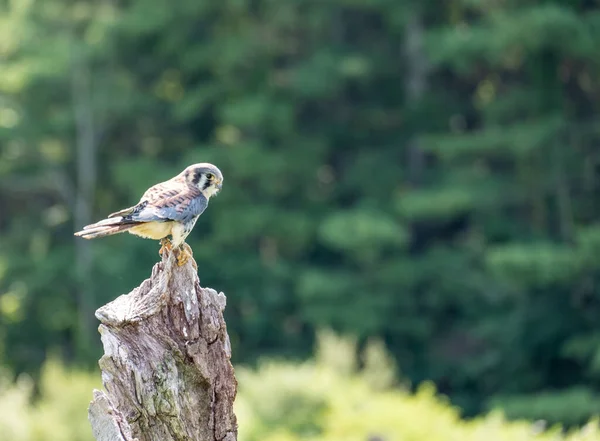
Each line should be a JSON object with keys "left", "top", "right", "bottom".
{"left": 177, "top": 251, "right": 189, "bottom": 266}
{"left": 159, "top": 238, "right": 173, "bottom": 256}
{"left": 176, "top": 243, "right": 196, "bottom": 268}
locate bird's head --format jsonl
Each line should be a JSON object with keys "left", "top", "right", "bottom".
{"left": 183, "top": 163, "right": 224, "bottom": 199}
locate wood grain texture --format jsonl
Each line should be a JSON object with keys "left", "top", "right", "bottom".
{"left": 88, "top": 250, "right": 238, "bottom": 441}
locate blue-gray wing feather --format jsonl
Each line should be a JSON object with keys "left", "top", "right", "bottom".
{"left": 152, "top": 194, "right": 207, "bottom": 222}
{"left": 123, "top": 180, "right": 208, "bottom": 223}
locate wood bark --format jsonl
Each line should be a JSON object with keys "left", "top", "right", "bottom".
{"left": 88, "top": 250, "right": 238, "bottom": 441}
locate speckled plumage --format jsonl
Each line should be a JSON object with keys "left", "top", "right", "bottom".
{"left": 75, "top": 163, "right": 223, "bottom": 250}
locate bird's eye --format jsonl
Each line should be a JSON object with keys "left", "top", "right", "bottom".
{"left": 206, "top": 173, "right": 214, "bottom": 180}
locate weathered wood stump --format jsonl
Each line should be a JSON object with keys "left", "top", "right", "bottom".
{"left": 88, "top": 250, "right": 237, "bottom": 441}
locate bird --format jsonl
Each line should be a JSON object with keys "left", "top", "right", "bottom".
{"left": 74, "top": 163, "right": 223, "bottom": 267}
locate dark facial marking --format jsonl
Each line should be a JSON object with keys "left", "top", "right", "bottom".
{"left": 202, "top": 173, "right": 212, "bottom": 190}
{"left": 192, "top": 171, "right": 201, "bottom": 185}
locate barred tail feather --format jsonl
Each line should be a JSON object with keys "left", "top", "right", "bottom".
{"left": 81, "top": 216, "right": 126, "bottom": 229}
{"left": 74, "top": 217, "right": 136, "bottom": 239}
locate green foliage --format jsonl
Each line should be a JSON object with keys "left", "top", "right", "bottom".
{"left": 3, "top": 332, "right": 600, "bottom": 441}
{"left": 427, "top": 5, "right": 599, "bottom": 69}
{"left": 486, "top": 243, "right": 583, "bottom": 288}
{"left": 2, "top": 0, "right": 600, "bottom": 429}
{"left": 318, "top": 209, "right": 408, "bottom": 263}
{"left": 236, "top": 332, "right": 600, "bottom": 441}
{"left": 396, "top": 187, "right": 475, "bottom": 221}
{"left": 420, "top": 116, "right": 565, "bottom": 159}
{"left": 0, "top": 358, "right": 99, "bottom": 441}
{"left": 489, "top": 388, "right": 600, "bottom": 428}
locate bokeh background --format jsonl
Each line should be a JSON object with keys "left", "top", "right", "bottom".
{"left": 2, "top": 0, "right": 600, "bottom": 440}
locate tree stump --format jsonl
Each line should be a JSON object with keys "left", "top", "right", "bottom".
{"left": 87, "top": 250, "right": 238, "bottom": 441}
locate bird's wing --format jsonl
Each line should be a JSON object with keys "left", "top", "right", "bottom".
{"left": 128, "top": 180, "right": 208, "bottom": 223}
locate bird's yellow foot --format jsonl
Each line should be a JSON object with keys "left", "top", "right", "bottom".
{"left": 159, "top": 238, "right": 173, "bottom": 256}
{"left": 176, "top": 243, "right": 193, "bottom": 267}
{"left": 176, "top": 243, "right": 197, "bottom": 270}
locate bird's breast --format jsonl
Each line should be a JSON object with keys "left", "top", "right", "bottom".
{"left": 128, "top": 221, "right": 174, "bottom": 240}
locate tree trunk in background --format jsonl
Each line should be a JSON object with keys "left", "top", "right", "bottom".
{"left": 72, "top": 47, "right": 98, "bottom": 358}
{"left": 404, "top": 12, "right": 428, "bottom": 186}
{"left": 88, "top": 251, "right": 238, "bottom": 441}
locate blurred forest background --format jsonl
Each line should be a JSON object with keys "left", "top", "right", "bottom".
{"left": 2, "top": 0, "right": 600, "bottom": 439}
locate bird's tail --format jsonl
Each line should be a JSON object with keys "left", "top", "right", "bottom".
{"left": 74, "top": 216, "right": 137, "bottom": 239}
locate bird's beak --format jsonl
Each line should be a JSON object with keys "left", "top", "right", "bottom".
{"left": 216, "top": 181, "right": 223, "bottom": 190}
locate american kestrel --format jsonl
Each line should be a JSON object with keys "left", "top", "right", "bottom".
{"left": 74, "top": 163, "right": 223, "bottom": 266}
